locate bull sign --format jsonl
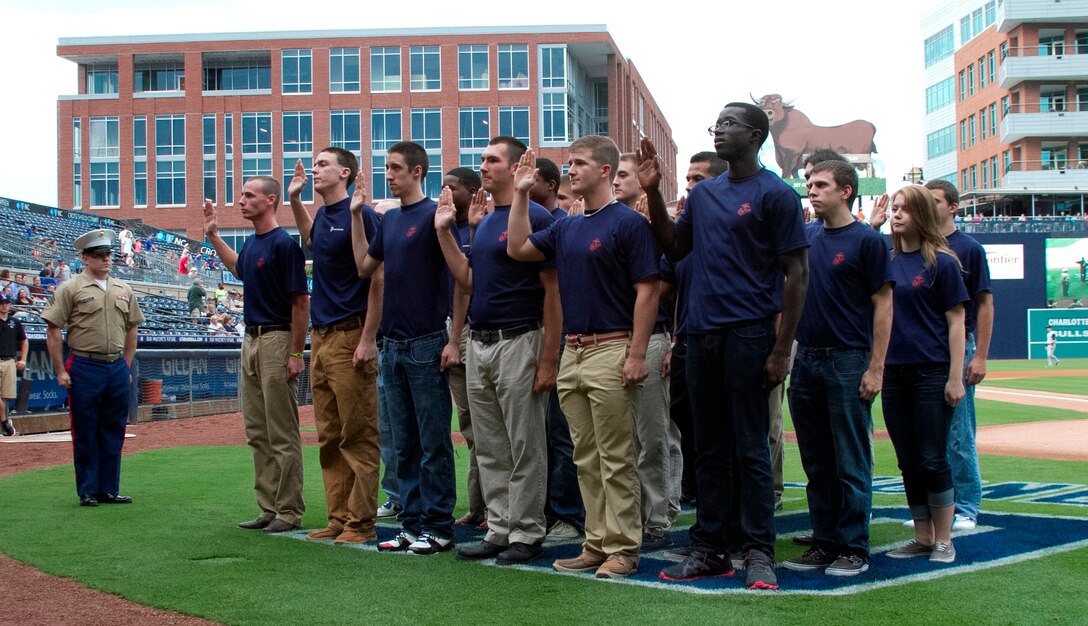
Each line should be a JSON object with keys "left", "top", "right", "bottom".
{"left": 754, "top": 94, "right": 877, "bottom": 178}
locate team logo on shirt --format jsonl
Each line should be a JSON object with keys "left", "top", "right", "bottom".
{"left": 589, "top": 238, "right": 602, "bottom": 252}
{"left": 499, "top": 231, "right": 508, "bottom": 242}
{"left": 257, "top": 256, "right": 267, "bottom": 269}
{"left": 912, "top": 274, "right": 925, "bottom": 287}
{"left": 737, "top": 202, "right": 752, "bottom": 216}
{"left": 406, "top": 226, "right": 417, "bottom": 238}
{"left": 833, "top": 252, "right": 846, "bottom": 266}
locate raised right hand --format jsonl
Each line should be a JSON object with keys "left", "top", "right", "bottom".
{"left": 514, "top": 149, "right": 538, "bottom": 193}
{"left": 288, "top": 159, "right": 308, "bottom": 200}
{"left": 350, "top": 171, "right": 368, "bottom": 214}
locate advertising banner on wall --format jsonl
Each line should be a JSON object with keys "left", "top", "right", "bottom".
{"left": 1027, "top": 308, "right": 1088, "bottom": 359}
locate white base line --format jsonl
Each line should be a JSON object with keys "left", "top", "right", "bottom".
{"left": 977, "top": 388, "right": 1088, "bottom": 404}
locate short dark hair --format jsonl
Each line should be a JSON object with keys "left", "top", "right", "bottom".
{"left": 319, "top": 146, "right": 359, "bottom": 186}
{"left": 388, "top": 141, "right": 429, "bottom": 179}
{"left": 247, "top": 175, "right": 282, "bottom": 207}
{"left": 690, "top": 151, "right": 728, "bottom": 177}
{"left": 804, "top": 149, "right": 847, "bottom": 168}
{"left": 535, "top": 157, "right": 561, "bottom": 192}
{"left": 723, "top": 102, "right": 771, "bottom": 147}
{"left": 924, "top": 179, "right": 960, "bottom": 206}
{"left": 445, "top": 166, "right": 481, "bottom": 191}
{"left": 809, "top": 160, "right": 858, "bottom": 207}
{"left": 488, "top": 136, "right": 528, "bottom": 165}
{"left": 569, "top": 135, "right": 620, "bottom": 179}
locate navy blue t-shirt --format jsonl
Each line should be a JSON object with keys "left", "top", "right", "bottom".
{"left": 530, "top": 201, "right": 659, "bottom": 334}
{"left": 886, "top": 250, "right": 970, "bottom": 365}
{"left": 660, "top": 255, "right": 694, "bottom": 337}
{"left": 469, "top": 202, "right": 555, "bottom": 330}
{"left": 449, "top": 218, "right": 472, "bottom": 316}
{"left": 947, "top": 229, "right": 992, "bottom": 334}
{"left": 676, "top": 168, "right": 808, "bottom": 332}
{"left": 797, "top": 221, "right": 894, "bottom": 350}
{"left": 550, "top": 207, "right": 568, "bottom": 220}
{"left": 369, "top": 197, "right": 458, "bottom": 340}
{"left": 310, "top": 197, "right": 379, "bottom": 327}
{"left": 236, "top": 227, "right": 308, "bottom": 326}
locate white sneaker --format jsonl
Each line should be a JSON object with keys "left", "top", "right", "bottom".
{"left": 952, "top": 514, "right": 977, "bottom": 530}
{"left": 376, "top": 500, "right": 402, "bottom": 518}
{"left": 408, "top": 532, "right": 454, "bottom": 555}
{"left": 902, "top": 519, "right": 916, "bottom": 528}
{"left": 546, "top": 520, "right": 583, "bottom": 540}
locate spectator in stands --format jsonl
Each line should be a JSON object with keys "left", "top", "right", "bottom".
{"left": 178, "top": 244, "right": 192, "bottom": 275}
{"left": 227, "top": 290, "right": 244, "bottom": 315}
{"left": 56, "top": 259, "right": 71, "bottom": 282}
{"left": 187, "top": 279, "right": 206, "bottom": 324}
{"left": 207, "top": 314, "right": 226, "bottom": 334}
{"left": 214, "top": 282, "right": 228, "bottom": 307}
{"left": 14, "top": 290, "right": 32, "bottom": 308}
{"left": 0, "top": 294, "right": 28, "bottom": 437}
{"left": 221, "top": 313, "right": 238, "bottom": 335}
{"left": 40, "top": 261, "right": 54, "bottom": 278}
{"left": 8, "top": 275, "right": 29, "bottom": 302}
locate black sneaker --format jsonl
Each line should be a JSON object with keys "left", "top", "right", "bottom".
{"left": 456, "top": 541, "right": 506, "bottom": 561}
{"left": 781, "top": 545, "right": 836, "bottom": 572}
{"left": 663, "top": 544, "right": 695, "bottom": 561}
{"left": 744, "top": 550, "right": 779, "bottom": 590}
{"left": 642, "top": 530, "right": 671, "bottom": 551}
{"left": 792, "top": 533, "right": 815, "bottom": 546}
{"left": 659, "top": 550, "right": 734, "bottom": 582}
{"left": 826, "top": 553, "right": 869, "bottom": 577}
{"left": 496, "top": 542, "right": 543, "bottom": 565}
{"left": 0, "top": 418, "right": 15, "bottom": 437}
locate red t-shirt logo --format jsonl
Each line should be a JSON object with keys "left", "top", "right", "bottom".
{"left": 833, "top": 252, "right": 846, "bottom": 266}
{"left": 912, "top": 274, "right": 925, "bottom": 287}
{"left": 499, "top": 231, "right": 508, "bottom": 242}
{"left": 257, "top": 256, "right": 266, "bottom": 269}
{"left": 406, "top": 226, "right": 417, "bottom": 238}
{"left": 589, "top": 238, "right": 602, "bottom": 252}
{"left": 737, "top": 202, "right": 752, "bottom": 216}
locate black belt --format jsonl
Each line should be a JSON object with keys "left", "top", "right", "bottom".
{"left": 470, "top": 320, "right": 542, "bottom": 344}
{"left": 314, "top": 316, "right": 363, "bottom": 334}
{"left": 245, "top": 324, "right": 291, "bottom": 337}
{"left": 71, "top": 350, "right": 124, "bottom": 363}
{"left": 653, "top": 322, "right": 668, "bottom": 335}
{"left": 0, "top": 357, "right": 14, "bottom": 361}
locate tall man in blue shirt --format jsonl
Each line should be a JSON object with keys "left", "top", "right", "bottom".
{"left": 288, "top": 149, "right": 383, "bottom": 544}
{"left": 203, "top": 179, "right": 309, "bottom": 534}
{"left": 780, "top": 160, "right": 893, "bottom": 577}
{"left": 507, "top": 137, "right": 660, "bottom": 580}
{"left": 350, "top": 141, "right": 460, "bottom": 555}
{"left": 434, "top": 136, "right": 560, "bottom": 564}
{"left": 642, "top": 103, "right": 809, "bottom": 590}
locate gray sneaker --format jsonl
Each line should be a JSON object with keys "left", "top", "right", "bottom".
{"left": 782, "top": 545, "right": 835, "bottom": 572}
{"left": 886, "top": 540, "right": 934, "bottom": 559}
{"left": 0, "top": 418, "right": 15, "bottom": 437}
{"left": 930, "top": 541, "right": 956, "bottom": 563}
{"left": 826, "top": 554, "right": 869, "bottom": 577}
{"left": 546, "top": 520, "right": 583, "bottom": 540}
{"left": 744, "top": 550, "right": 779, "bottom": 590}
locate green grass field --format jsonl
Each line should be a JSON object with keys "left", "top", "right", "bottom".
{"left": 1, "top": 360, "right": 1086, "bottom": 624}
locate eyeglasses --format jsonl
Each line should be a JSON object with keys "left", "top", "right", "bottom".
{"left": 707, "top": 119, "right": 757, "bottom": 135}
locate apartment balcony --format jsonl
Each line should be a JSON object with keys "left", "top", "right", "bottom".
{"left": 1001, "top": 105, "right": 1088, "bottom": 142}
{"left": 1000, "top": 48, "right": 1088, "bottom": 89}
{"left": 998, "top": 0, "right": 1088, "bottom": 33}
{"left": 1003, "top": 160, "right": 1088, "bottom": 190}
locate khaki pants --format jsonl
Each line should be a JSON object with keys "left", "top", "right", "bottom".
{"left": 311, "top": 326, "right": 381, "bottom": 533}
{"left": 447, "top": 324, "right": 486, "bottom": 519}
{"left": 634, "top": 332, "right": 672, "bottom": 533}
{"left": 468, "top": 329, "right": 548, "bottom": 545}
{"left": 558, "top": 338, "right": 642, "bottom": 560}
{"left": 241, "top": 331, "right": 305, "bottom": 525}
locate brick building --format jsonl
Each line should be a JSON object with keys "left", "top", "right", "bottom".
{"left": 57, "top": 25, "right": 677, "bottom": 245}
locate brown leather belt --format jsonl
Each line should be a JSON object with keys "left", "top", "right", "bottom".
{"left": 565, "top": 331, "right": 631, "bottom": 347}
{"left": 71, "top": 350, "right": 123, "bottom": 363}
{"left": 314, "top": 316, "right": 363, "bottom": 334}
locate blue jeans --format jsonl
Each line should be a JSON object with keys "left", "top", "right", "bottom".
{"left": 882, "top": 363, "right": 955, "bottom": 520}
{"left": 686, "top": 320, "right": 776, "bottom": 557}
{"left": 376, "top": 347, "right": 399, "bottom": 506}
{"left": 788, "top": 346, "right": 873, "bottom": 557}
{"left": 948, "top": 332, "right": 981, "bottom": 520}
{"left": 380, "top": 330, "right": 455, "bottom": 538}
{"left": 544, "top": 387, "right": 585, "bottom": 530}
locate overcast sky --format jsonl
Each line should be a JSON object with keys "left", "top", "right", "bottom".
{"left": 1, "top": 0, "right": 944, "bottom": 209}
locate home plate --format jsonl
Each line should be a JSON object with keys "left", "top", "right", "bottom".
{"left": 0, "top": 432, "right": 136, "bottom": 443}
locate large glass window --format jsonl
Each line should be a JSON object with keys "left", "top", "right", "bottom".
{"left": 330, "top": 110, "right": 361, "bottom": 154}
{"left": 410, "top": 46, "right": 441, "bottom": 91}
{"left": 203, "top": 54, "right": 271, "bottom": 91}
{"left": 134, "top": 161, "right": 147, "bottom": 206}
{"left": 926, "top": 77, "right": 955, "bottom": 113}
{"left": 498, "top": 106, "right": 530, "bottom": 145}
{"left": 969, "top": 115, "right": 976, "bottom": 145}
{"left": 134, "top": 116, "right": 146, "bottom": 206}
{"left": 281, "top": 49, "right": 312, "bottom": 94}
{"left": 960, "top": 120, "right": 967, "bottom": 150}
{"left": 330, "top": 48, "right": 360, "bottom": 92}
{"left": 498, "top": 44, "right": 529, "bottom": 89}
{"left": 1039, "top": 35, "right": 1065, "bottom": 57}
{"left": 73, "top": 117, "right": 81, "bottom": 208}
{"left": 972, "top": 8, "right": 983, "bottom": 38}
{"left": 985, "top": 1, "right": 996, "bottom": 26}
{"left": 156, "top": 160, "right": 186, "bottom": 205}
{"left": 372, "top": 109, "right": 402, "bottom": 198}
{"left": 968, "top": 65, "right": 975, "bottom": 96}
{"left": 203, "top": 114, "right": 216, "bottom": 203}
{"left": 155, "top": 115, "right": 185, "bottom": 157}
{"left": 155, "top": 114, "right": 186, "bottom": 206}
{"left": 458, "top": 45, "right": 489, "bottom": 90}
{"left": 135, "top": 62, "right": 184, "bottom": 92}
{"left": 926, "top": 125, "right": 955, "bottom": 159}
{"left": 411, "top": 108, "right": 442, "bottom": 197}
{"left": 88, "top": 117, "right": 120, "bottom": 207}
{"left": 86, "top": 64, "right": 118, "bottom": 95}
{"left": 924, "top": 26, "right": 954, "bottom": 67}
{"left": 89, "top": 116, "right": 120, "bottom": 159}
{"left": 542, "top": 92, "right": 566, "bottom": 143}
{"left": 282, "top": 112, "right": 313, "bottom": 203}
{"left": 988, "top": 50, "right": 996, "bottom": 84}
{"left": 1041, "top": 88, "right": 1066, "bottom": 113}
{"left": 90, "top": 162, "right": 119, "bottom": 207}
{"left": 241, "top": 112, "right": 272, "bottom": 180}
{"left": 959, "top": 70, "right": 966, "bottom": 101}
{"left": 224, "top": 113, "right": 234, "bottom": 204}
{"left": 459, "top": 107, "right": 489, "bottom": 170}
{"left": 980, "top": 108, "right": 988, "bottom": 140}
{"left": 989, "top": 103, "right": 997, "bottom": 136}
{"left": 979, "top": 57, "right": 987, "bottom": 89}
{"left": 540, "top": 46, "right": 566, "bottom": 88}
{"left": 370, "top": 47, "right": 401, "bottom": 93}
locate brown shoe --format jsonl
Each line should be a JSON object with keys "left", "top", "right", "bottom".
{"left": 306, "top": 526, "right": 343, "bottom": 540}
{"left": 263, "top": 519, "right": 301, "bottom": 534}
{"left": 334, "top": 529, "right": 377, "bottom": 544}
{"left": 553, "top": 551, "right": 607, "bottom": 573}
{"left": 595, "top": 554, "right": 638, "bottom": 579}
{"left": 238, "top": 516, "right": 274, "bottom": 530}
{"left": 455, "top": 513, "right": 484, "bottom": 526}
